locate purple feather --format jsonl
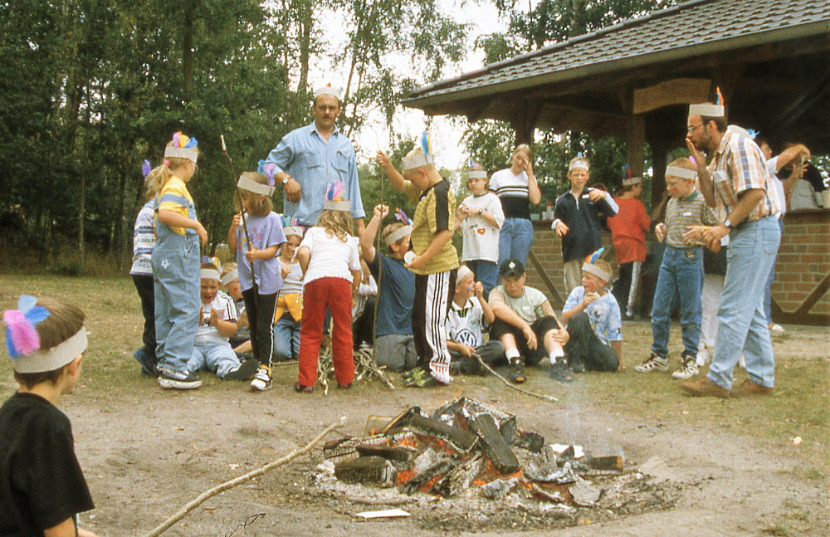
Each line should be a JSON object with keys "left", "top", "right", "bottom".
{"left": 172, "top": 132, "right": 180, "bottom": 148}
{"left": 142, "top": 159, "right": 152, "bottom": 179}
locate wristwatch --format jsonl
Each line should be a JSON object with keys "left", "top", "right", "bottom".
{"left": 478, "top": 208, "right": 484, "bottom": 215}
{"left": 724, "top": 219, "right": 733, "bottom": 229}
{"left": 282, "top": 176, "right": 290, "bottom": 185}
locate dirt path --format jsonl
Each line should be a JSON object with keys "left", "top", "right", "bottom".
{"left": 60, "top": 368, "right": 827, "bottom": 537}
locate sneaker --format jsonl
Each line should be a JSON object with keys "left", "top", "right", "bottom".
{"left": 294, "top": 382, "right": 313, "bottom": 393}
{"left": 680, "top": 376, "right": 730, "bottom": 398}
{"left": 625, "top": 308, "right": 634, "bottom": 319}
{"left": 738, "top": 354, "right": 746, "bottom": 370}
{"left": 224, "top": 358, "right": 260, "bottom": 381}
{"left": 672, "top": 356, "right": 699, "bottom": 380}
{"left": 732, "top": 378, "right": 773, "bottom": 397}
{"left": 133, "top": 347, "right": 159, "bottom": 377}
{"left": 429, "top": 361, "right": 452, "bottom": 385}
{"left": 509, "top": 359, "right": 527, "bottom": 384}
{"left": 250, "top": 366, "right": 272, "bottom": 391}
{"left": 549, "top": 360, "right": 574, "bottom": 383}
{"left": 568, "top": 356, "right": 585, "bottom": 373}
{"left": 634, "top": 353, "right": 669, "bottom": 373}
{"left": 769, "top": 323, "right": 785, "bottom": 333}
{"left": 696, "top": 347, "right": 709, "bottom": 368}
{"left": 157, "top": 367, "right": 201, "bottom": 390}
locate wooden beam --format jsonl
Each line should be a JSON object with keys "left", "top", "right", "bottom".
{"left": 626, "top": 115, "right": 645, "bottom": 177}
{"left": 633, "top": 78, "right": 712, "bottom": 115}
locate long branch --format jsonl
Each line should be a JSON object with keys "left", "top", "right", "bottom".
{"left": 141, "top": 418, "right": 345, "bottom": 537}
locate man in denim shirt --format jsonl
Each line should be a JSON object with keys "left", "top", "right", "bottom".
{"left": 265, "top": 85, "right": 365, "bottom": 234}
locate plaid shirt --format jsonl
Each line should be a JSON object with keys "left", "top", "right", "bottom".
{"left": 707, "top": 129, "right": 780, "bottom": 223}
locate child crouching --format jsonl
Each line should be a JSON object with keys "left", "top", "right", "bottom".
{"left": 1, "top": 296, "right": 99, "bottom": 537}
{"left": 187, "top": 262, "right": 259, "bottom": 381}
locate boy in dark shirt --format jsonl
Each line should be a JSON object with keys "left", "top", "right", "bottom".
{"left": 1, "top": 296, "right": 98, "bottom": 537}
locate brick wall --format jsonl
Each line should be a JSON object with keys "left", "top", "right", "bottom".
{"left": 526, "top": 211, "right": 830, "bottom": 325}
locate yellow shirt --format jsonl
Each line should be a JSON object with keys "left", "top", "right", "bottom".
{"left": 155, "top": 176, "right": 194, "bottom": 236}
{"left": 408, "top": 179, "right": 459, "bottom": 275}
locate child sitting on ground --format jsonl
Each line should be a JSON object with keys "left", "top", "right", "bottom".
{"left": 635, "top": 158, "right": 717, "bottom": 380}
{"left": 273, "top": 221, "right": 304, "bottom": 362}
{"left": 455, "top": 164, "right": 504, "bottom": 298}
{"left": 359, "top": 204, "right": 418, "bottom": 373}
{"left": 220, "top": 262, "right": 250, "bottom": 351}
{"left": 446, "top": 265, "right": 504, "bottom": 375}
{"left": 1, "top": 296, "right": 99, "bottom": 537}
{"left": 187, "top": 262, "right": 259, "bottom": 381}
{"left": 489, "top": 259, "right": 570, "bottom": 384}
{"left": 295, "top": 183, "right": 361, "bottom": 392}
{"left": 561, "top": 256, "right": 622, "bottom": 372}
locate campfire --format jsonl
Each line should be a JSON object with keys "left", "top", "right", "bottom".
{"left": 316, "top": 397, "right": 625, "bottom": 508}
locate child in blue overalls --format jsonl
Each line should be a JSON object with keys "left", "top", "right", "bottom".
{"left": 148, "top": 132, "right": 208, "bottom": 390}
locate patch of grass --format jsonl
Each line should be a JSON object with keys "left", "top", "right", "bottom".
{"left": 763, "top": 523, "right": 791, "bottom": 536}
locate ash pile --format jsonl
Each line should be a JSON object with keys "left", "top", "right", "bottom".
{"left": 316, "top": 397, "right": 631, "bottom": 510}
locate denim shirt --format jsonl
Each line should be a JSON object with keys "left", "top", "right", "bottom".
{"left": 265, "top": 122, "right": 364, "bottom": 226}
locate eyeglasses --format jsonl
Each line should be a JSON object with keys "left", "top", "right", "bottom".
{"left": 687, "top": 123, "right": 703, "bottom": 133}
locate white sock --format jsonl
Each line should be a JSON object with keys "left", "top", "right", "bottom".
{"left": 505, "top": 348, "right": 520, "bottom": 361}
{"left": 549, "top": 342, "right": 565, "bottom": 363}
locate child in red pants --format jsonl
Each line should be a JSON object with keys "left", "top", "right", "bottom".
{"left": 295, "top": 183, "right": 361, "bottom": 391}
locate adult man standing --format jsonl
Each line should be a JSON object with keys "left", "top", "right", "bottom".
{"left": 682, "top": 98, "right": 781, "bottom": 398}
{"left": 265, "top": 85, "right": 365, "bottom": 234}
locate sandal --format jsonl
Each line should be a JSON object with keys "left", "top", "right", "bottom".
{"left": 294, "top": 382, "right": 313, "bottom": 393}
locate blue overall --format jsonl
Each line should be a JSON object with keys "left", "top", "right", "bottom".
{"left": 152, "top": 183, "right": 200, "bottom": 373}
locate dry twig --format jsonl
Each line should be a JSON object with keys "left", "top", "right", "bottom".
{"left": 473, "top": 353, "right": 558, "bottom": 402}
{"left": 141, "top": 418, "right": 345, "bottom": 537}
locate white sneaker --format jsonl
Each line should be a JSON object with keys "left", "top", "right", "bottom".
{"left": 738, "top": 354, "right": 746, "bottom": 370}
{"left": 250, "top": 366, "right": 272, "bottom": 391}
{"left": 634, "top": 353, "right": 669, "bottom": 373}
{"left": 770, "top": 323, "right": 785, "bottom": 333}
{"left": 672, "top": 357, "right": 699, "bottom": 380}
{"left": 429, "top": 361, "right": 452, "bottom": 384}
{"left": 696, "top": 347, "right": 709, "bottom": 367}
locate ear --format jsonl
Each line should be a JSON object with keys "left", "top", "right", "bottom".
{"left": 64, "top": 354, "right": 83, "bottom": 378}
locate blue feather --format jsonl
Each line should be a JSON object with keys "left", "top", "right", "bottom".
{"left": 590, "top": 247, "right": 605, "bottom": 264}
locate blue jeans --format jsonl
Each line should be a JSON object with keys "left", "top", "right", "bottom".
{"left": 273, "top": 313, "right": 301, "bottom": 362}
{"left": 650, "top": 246, "right": 703, "bottom": 358}
{"left": 188, "top": 339, "right": 241, "bottom": 378}
{"left": 466, "top": 260, "right": 499, "bottom": 298}
{"left": 763, "top": 218, "right": 785, "bottom": 324}
{"left": 498, "top": 217, "right": 534, "bottom": 267}
{"left": 709, "top": 216, "right": 780, "bottom": 390}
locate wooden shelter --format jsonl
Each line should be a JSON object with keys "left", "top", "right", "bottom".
{"left": 403, "top": 0, "right": 830, "bottom": 325}
{"left": 404, "top": 0, "right": 830, "bottom": 206}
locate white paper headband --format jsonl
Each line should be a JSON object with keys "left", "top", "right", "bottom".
{"left": 402, "top": 153, "right": 434, "bottom": 171}
{"left": 384, "top": 225, "right": 412, "bottom": 247}
{"left": 13, "top": 327, "right": 88, "bottom": 374}
{"left": 582, "top": 262, "right": 611, "bottom": 284}
{"left": 237, "top": 176, "right": 275, "bottom": 197}
{"left": 569, "top": 158, "right": 590, "bottom": 172}
{"left": 689, "top": 103, "right": 724, "bottom": 118}
{"left": 665, "top": 166, "right": 697, "bottom": 180}
{"left": 220, "top": 269, "right": 239, "bottom": 286}
{"left": 201, "top": 269, "right": 221, "bottom": 281}
{"left": 164, "top": 146, "right": 198, "bottom": 163}
{"left": 456, "top": 265, "right": 473, "bottom": 285}
{"left": 314, "top": 85, "right": 342, "bottom": 100}
{"left": 467, "top": 170, "right": 487, "bottom": 179}
{"left": 622, "top": 176, "right": 642, "bottom": 186}
{"left": 323, "top": 200, "right": 351, "bottom": 212}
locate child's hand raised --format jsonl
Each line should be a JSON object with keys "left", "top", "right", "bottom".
{"left": 209, "top": 308, "right": 224, "bottom": 326}
{"left": 373, "top": 204, "right": 389, "bottom": 219}
{"left": 473, "top": 281, "right": 485, "bottom": 298}
{"left": 230, "top": 214, "right": 241, "bottom": 230}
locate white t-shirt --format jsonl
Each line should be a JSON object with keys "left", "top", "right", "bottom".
{"left": 489, "top": 168, "right": 529, "bottom": 198}
{"left": 459, "top": 192, "right": 504, "bottom": 263}
{"left": 446, "top": 297, "right": 489, "bottom": 348}
{"left": 489, "top": 285, "right": 549, "bottom": 324}
{"left": 300, "top": 227, "right": 361, "bottom": 284}
{"left": 766, "top": 156, "right": 786, "bottom": 218}
{"left": 196, "top": 291, "right": 238, "bottom": 344}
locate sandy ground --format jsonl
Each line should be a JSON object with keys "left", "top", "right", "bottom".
{"left": 24, "top": 324, "right": 822, "bottom": 537}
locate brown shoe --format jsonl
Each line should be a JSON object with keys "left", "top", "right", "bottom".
{"left": 680, "top": 377, "right": 730, "bottom": 398}
{"left": 732, "top": 378, "right": 773, "bottom": 397}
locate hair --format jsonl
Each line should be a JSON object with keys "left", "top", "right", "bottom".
{"left": 144, "top": 177, "right": 159, "bottom": 200}
{"left": 235, "top": 172, "right": 273, "bottom": 217}
{"left": 512, "top": 144, "right": 532, "bottom": 160}
{"left": 593, "top": 259, "right": 613, "bottom": 282}
{"left": 313, "top": 93, "right": 341, "bottom": 108}
{"left": 316, "top": 207, "right": 352, "bottom": 242}
{"left": 701, "top": 115, "right": 727, "bottom": 133}
{"left": 13, "top": 298, "right": 86, "bottom": 389}
{"left": 381, "top": 222, "right": 408, "bottom": 254}
{"left": 221, "top": 262, "right": 237, "bottom": 277}
{"left": 619, "top": 182, "right": 642, "bottom": 194}
{"left": 201, "top": 261, "right": 219, "bottom": 272}
{"left": 147, "top": 141, "right": 198, "bottom": 195}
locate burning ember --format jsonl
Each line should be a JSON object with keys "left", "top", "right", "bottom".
{"left": 316, "top": 397, "right": 625, "bottom": 508}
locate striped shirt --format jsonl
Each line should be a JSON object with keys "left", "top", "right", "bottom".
{"left": 708, "top": 129, "right": 780, "bottom": 223}
{"left": 130, "top": 201, "right": 155, "bottom": 275}
{"left": 489, "top": 168, "right": 531, "bottom": 219}
{"left": 664, "top": 190, "right": 718, "bottom": 248}
{"left": 196, "top": 291, "right": 238, "bottom": 344}
{"left": 408, "top": 179, "right": 459, "bottom": 275}
{"left": 155, "top": 176, "right": 195, "bottom": 236}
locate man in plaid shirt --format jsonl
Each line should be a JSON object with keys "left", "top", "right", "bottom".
{"left": 681, "top": 98, "right": 781, "bottom": 398}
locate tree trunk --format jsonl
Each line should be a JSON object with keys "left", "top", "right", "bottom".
{"left": 183, "top": 2, "right": 194, "bottom": 102}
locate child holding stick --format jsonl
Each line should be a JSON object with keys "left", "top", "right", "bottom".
{"left": 228, "top": 164, "right": 286, "bottom": 391}
{"left": 295, "top": 182, "right": 361, "bottom": 392}
{"left": 149, "top": 132, "right": 207, "bottom": 390}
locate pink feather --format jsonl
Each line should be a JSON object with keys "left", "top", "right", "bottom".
{"left": 3, "top": 310, "right": 41, "bottom": 357}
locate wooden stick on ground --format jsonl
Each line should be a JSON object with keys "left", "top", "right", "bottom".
{"left": 473, "top": 353, "right": 558, "bottom": 403}
{"left": 142, "top": 417, "right": 346, "bottom": 537}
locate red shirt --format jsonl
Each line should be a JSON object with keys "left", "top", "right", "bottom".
{"left": 607, "top": 197, "right": 650, "bottom": 264}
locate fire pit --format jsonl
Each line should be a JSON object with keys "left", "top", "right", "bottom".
{"left": 309, "top": 397, "right": 679, "bottom": 530}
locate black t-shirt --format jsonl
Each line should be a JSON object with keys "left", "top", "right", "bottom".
{"left": 0, "top": 392, "right": 94, "bottom": 536}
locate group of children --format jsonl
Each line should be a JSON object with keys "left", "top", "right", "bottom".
{"left": 126, "top": 131, "right": 722, "bottom": 393}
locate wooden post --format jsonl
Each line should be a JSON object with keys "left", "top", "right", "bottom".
{"left": 510, "top": 101, "right": 541, "bottom": 146}
{"left": 626, "top": 115, "right": 645, "bottom": 179}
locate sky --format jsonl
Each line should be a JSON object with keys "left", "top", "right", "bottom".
{"left": 312, "top": 0, "right": 509, "bottom": 170}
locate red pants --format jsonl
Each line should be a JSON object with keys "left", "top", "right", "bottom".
{"left": 297, "top": 277, "right": 354, "bottom": 388}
